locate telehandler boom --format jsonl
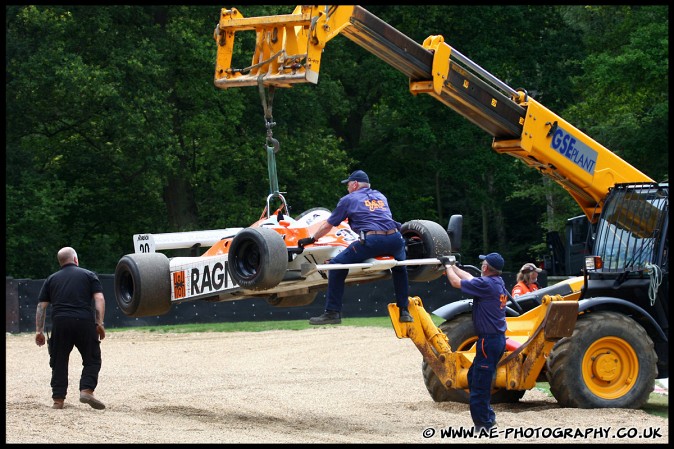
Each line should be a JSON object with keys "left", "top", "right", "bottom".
{"left": 213, "top": 5, "right": 668, "bottom": 409}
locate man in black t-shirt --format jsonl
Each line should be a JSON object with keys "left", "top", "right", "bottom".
{"left": 35, "top": 247, "right": 107, "bottom": 410}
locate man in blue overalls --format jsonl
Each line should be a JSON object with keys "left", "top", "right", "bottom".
{"left": 298, "top": 169, "right": 413, "bottom": 325}
{"left": 443, "top": 252, "right": 507, "bottom": 431}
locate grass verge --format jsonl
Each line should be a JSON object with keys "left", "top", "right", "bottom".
{"left": 106, "top": 315, "right": 438, "bottom": 334}
{"left": 534, "top": 383, "right": 668, "bottom": 419}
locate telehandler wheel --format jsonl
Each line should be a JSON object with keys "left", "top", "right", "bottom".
{"left": 546, "top": 311, "right": 656, "bottom": 409}
{"left": 422, "top": 314, "right": 525, "bottom": 404}
{"left": 114, "top": 252, "right": 171, "bottom": 317}
{"left": 401, "top": 219, "right": 452, "bottom": 282}
{"left": 228, "top": 227, "right": 288, "bottom": 290}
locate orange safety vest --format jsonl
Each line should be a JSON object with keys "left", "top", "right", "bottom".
{"left": 511, "top": 281, "right": 539, "bottom": 298}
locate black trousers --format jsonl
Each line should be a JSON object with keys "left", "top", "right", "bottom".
{"left": 49, "top": 317, "right": 102, "bottom": 399}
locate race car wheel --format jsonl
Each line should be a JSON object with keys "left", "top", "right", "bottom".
{"left": 114, "top": 253, "right": 171, "bottom": 317}
{"left": 401, "top": 219, "right": 452, "bottom": 282}
{"left": 423, "top": 314, "right": 525, "bottom": 404}
{"left": 546, "top": 311, "right": 656, "bottom": 408}
{"left": 228, "top": 227, "right": 288, "bottom": 290}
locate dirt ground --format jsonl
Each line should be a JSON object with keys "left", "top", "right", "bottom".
{"left": 5, "top": 327, "right": 669, "bottom": 444}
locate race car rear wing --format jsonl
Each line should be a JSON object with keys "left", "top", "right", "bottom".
{"left": 133, "top": 228, "right": 244, "bottom": 254}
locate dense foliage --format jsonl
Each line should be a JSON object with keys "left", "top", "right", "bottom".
{"left": 6, "top": 5, "right": 668, "bottom": 278}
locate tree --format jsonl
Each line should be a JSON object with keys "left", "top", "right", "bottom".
{"left": 6, "top": 5, "right": 668, "bottom": 278}
{"left": 560, "top": 6, "right": 668, "bottom": 183}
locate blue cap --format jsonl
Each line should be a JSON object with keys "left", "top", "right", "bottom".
{"left": 479, "top": 252, "right": 504, "bottom": 272}
{"left": 341, "top": 170, "right": 369, "bottom": 184}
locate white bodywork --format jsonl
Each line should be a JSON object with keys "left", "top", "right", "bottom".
{"left": 129, "top": 208, "right": 453, "bottom": 304}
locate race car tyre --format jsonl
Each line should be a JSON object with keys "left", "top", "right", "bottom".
{"left": 401, "top": 219, "right": 452, "bottom": 282}
{"left": 422, "top": 314, "right": 525, "bottom": 404}
{"left": 114, "top": 253, "right": 171, "bottom": 317}
{"left": 229, "top": 226, "right": 288, "bottom": 290}
{"left": 266, "top": 291, "right": 318, "bottom": 307}
{"left": 546, "top": 311, "right": 656, "bottom": 409}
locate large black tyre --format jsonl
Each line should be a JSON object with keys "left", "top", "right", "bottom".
{"left": 546, "top": 311, "right": 656, "bottom": 408}
{"left": 401, "top": 219, "right": 452, "bottom": 282}
{"left": 266, "top": 291, "right": 318, "bottom": 307}
{"left": 423, "top": 314, "right": 525, "bottom": 403}
{"left": 228, "top": 227, "right": 288, "bottom": 290}
{"left": 114, "top": 253, "right": 171, "bottom": 317}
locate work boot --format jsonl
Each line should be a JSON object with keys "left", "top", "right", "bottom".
{"left": 52, "top": 398, "right": 64, "bottom": 409}
{"left": 399, "top": 307, "right": 414, "bottom": 323}
{"left": 80, "top": 389, "right": 105, "bottom": 410}
{"left": 309, "top": 311, "right": 341, "bottom": 325}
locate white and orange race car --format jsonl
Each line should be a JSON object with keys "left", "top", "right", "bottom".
{"left": 114, "top": 193, "right": 457, "bottom": 317}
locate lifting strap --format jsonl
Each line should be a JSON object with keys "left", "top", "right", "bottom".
{"left": 258, "top": 75, "right": 280, "bottom": 195}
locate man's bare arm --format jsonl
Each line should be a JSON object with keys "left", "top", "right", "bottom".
{"left": 35, "top": 302, "right": 49, "bottom": 346}
{"left": 93, "top": 292, "right": 105, "bottom": 326}
{"left": 35, "top": 302, "right": 48, "bottom": 333}
{"left": 452, "top": 264, "right": 474, "bottom": 280}
{"left": 312, "top": 220, "right": 334, "bottom": 241}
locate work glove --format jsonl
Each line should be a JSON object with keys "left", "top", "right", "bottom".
{"left": 297, "top": 237, "right": 316, "bottom": 248}
{"left": 96, "top": 323, "right": 106, "bottom": 341}
{"left": 437, "top": 256, "right": 454, "bottom": 267}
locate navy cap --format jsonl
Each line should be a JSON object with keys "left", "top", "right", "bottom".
{"left": 341, "top": 170, "right": 369, "bottom": 184}
{"left": 479, "top": 252, "right": 504, "bottom": 272}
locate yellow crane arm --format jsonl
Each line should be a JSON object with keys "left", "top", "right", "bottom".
{"left": 213, "top": 5, "right": 653, "bottom": 221}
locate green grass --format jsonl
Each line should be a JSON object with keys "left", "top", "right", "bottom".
{"left": 641, "top": 393, "right": 669, "bottom": 419}
{"left": 535, "top": 382, "right": 668, "bottom": 419}
{"left": 107, "top": 315, "right": 445, "bottom": 334}
{"left": 109, "top": 319, "right": 667, "bottom": 419}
